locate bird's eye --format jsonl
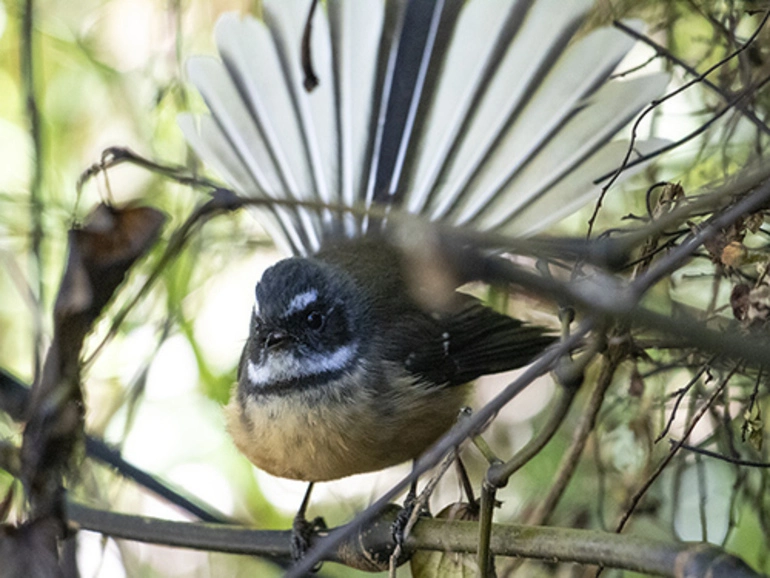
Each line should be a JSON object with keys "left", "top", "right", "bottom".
{"left": 306, "top": 310, "right": 324, "bottom": 331}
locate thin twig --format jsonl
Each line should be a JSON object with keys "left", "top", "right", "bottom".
{"left": 655, "top": 362, "right": 713, "bottom": 443}
{"left": 301, "top": 0, "right": 320, "bottom": 91}
{"left": 587, "top": 10, "right": 770, "bottom": 237}
{"left": 614, "top": 18, "right": 770, "bottom": 137}
{"left": 671, "top": 439, "right": 770, "bottom": 468}
{"left": 21, "top": 0, "right": 44, "bottom": 380}
{"left": 613, "top": 364, "right": 739, "bottom": 534}
{"left": 81, "top": 190, "right": 241, "bottom": 368}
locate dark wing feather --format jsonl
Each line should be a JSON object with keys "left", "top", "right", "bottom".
{"left": 392, "top": 302, "right": 555, "bottom": 388}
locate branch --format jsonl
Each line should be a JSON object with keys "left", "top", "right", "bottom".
{"left": 66, "top": 501, "right": 764, "bottom": 578}
{"left": 1, "top": 203, "right": 164, "bottom": 575}
{"left": 525, "top": 343, "right": 623, "bottom": 526}
{"left": 0, "top": 368, "right": 229, "bottom": 524}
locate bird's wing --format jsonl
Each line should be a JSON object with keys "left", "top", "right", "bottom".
{"left": 180, "top": 0, "right": 668, "bottom": 256}
{"left": 388, "top": 302, "right": 555, "bottom": 388}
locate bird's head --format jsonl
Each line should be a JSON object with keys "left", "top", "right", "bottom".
{"left": 239, "top": 257, "right": 366, "bottom": 394}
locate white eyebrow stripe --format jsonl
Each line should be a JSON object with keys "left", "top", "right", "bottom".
{"left": 247, "top": 342, "right": 357, "bottom": 387}
{"left": 285, "top": 289, "right": 319, "bottom": 316}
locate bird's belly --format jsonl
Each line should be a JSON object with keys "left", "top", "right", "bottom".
{"left": 225, "top": 376, "right": 471, "bottom": 482}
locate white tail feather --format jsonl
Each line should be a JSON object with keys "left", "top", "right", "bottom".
{"left": 182, "top": 0, "right": 669, "bottom": 255}
{"left": 460, "top": 72, "right": 672, "bottom": 230}
{"left": 502, "top": 137, "right": 670, "bottom": 236}
{"left": 328, "top": 0, "right": 385, "bottom": 236}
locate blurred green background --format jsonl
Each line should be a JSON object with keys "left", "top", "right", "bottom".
{"left": 1, "top": 0, "right": 770, "bottom": 576}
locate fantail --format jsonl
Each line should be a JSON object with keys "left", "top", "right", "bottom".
{"left": 180, "top": 0, "right": 667, "bottom": 483}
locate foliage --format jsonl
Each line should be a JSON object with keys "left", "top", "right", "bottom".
{"left": 1, "top": 1, "right": 770, "bottom": 577}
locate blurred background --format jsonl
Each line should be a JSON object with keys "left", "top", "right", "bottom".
{"left": 1, "top": 0, "right": 770, "bottom": 576}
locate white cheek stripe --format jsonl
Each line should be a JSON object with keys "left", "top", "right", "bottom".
{"left": 247, "top": 342, "right": 358, "bottom": 387}
{"left": 285, "top": 289, "right": 319, "bottom": 317}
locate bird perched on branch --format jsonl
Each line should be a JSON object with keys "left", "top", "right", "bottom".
{"left": 180, "top": 0, "right": 666, "bottom": 500}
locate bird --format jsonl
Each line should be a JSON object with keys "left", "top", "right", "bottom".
{"left": 179, "top": 0, "right": 667, "bottom": 510}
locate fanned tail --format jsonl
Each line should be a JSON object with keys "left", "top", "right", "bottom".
{"left": 180, "top": 0, "right": 669, "bottom": 255}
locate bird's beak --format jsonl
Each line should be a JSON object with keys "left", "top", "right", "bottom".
{"left": 263, "top": 328, "right": 291, "bottom": 351}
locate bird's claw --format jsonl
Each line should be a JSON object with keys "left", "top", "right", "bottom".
{"left": 291, "top": 514, "right": 327, "bottom": 571}
{"left": 391, "top": 494, "right": 430, "bottom": 549}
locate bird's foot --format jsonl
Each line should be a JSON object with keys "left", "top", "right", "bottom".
{"left": 391, "top": 492, "right": 430, "bottom": 550}
{"left": 291, "top": 514, "right": 327, "bottom": 571}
